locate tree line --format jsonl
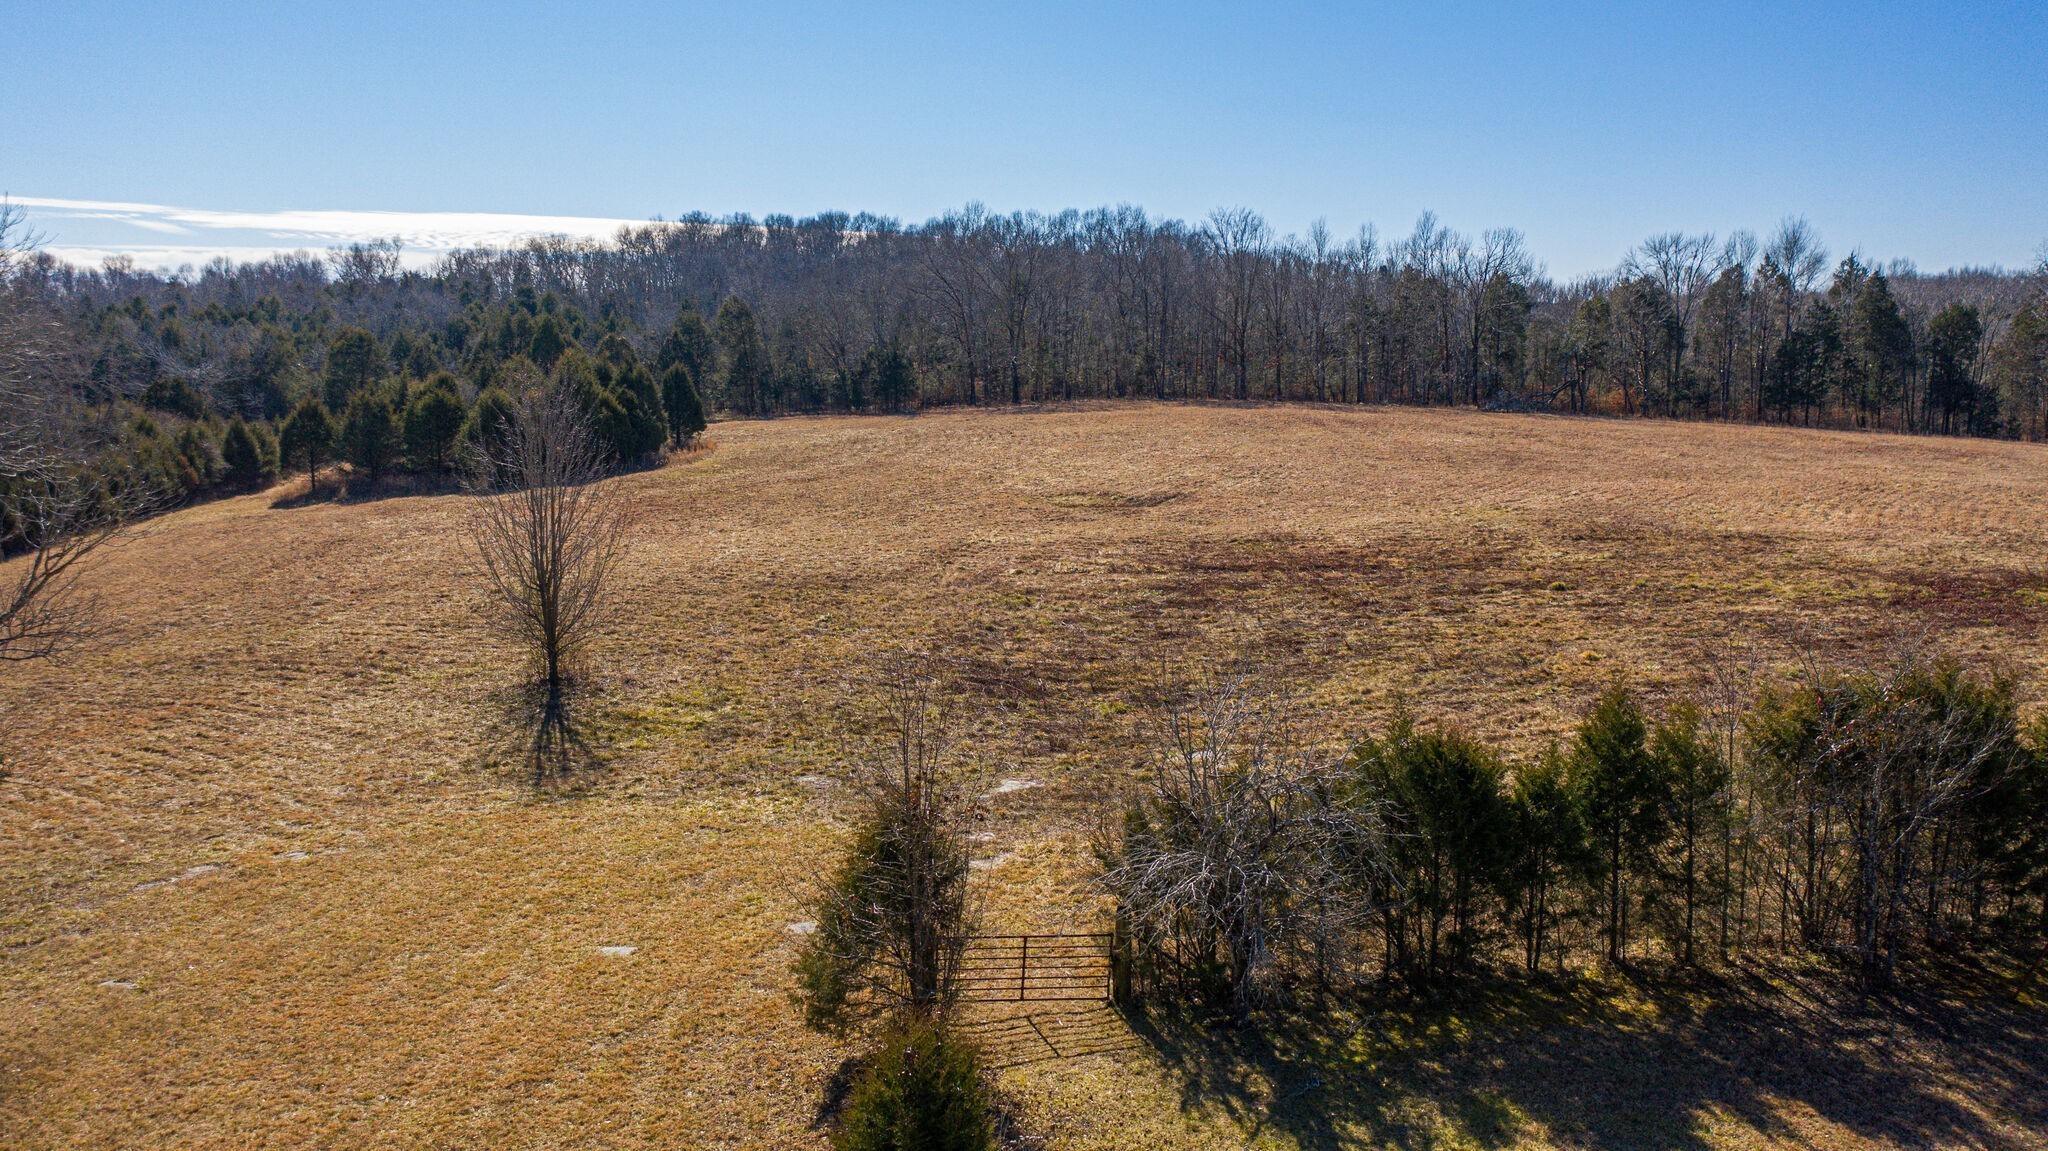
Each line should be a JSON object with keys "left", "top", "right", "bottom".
{"left": 790, "top": 654, "right": 2048, "bottom": 1022}
{"left": 7, "top": 206, "right": 2047, "bottom": 498}
{"left": 1101, "top": 653, "right": 2048, "bottom": 1019}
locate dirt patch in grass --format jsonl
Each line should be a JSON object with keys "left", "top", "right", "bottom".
{"left": 5, "top": 403, "right": 2048, "bottom": 1147}
{"left": 1886, "top": 567, "right": 2048, "bottom": 635}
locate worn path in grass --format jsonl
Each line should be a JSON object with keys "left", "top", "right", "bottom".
{"left": 5, "top": 403, "right": 2048, "bottom": 1147}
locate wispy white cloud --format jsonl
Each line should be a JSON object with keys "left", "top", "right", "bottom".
{"left": 12, "top": 195, "right": 656, "bottom": 271}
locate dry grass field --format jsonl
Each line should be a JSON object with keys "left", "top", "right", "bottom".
{"left": 5, "top": 402, "right": 2048, "bottom": 1149}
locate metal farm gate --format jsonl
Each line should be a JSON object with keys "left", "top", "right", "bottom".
{"left": 955, "top": 933, "right": 1114, "bottom": 1003}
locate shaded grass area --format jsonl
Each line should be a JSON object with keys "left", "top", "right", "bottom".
{"left": 1123, "top": 957, "right": 2048, "bottom": 1150}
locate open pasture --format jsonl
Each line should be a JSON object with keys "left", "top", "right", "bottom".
{"left": 5, "top": 402, "right": 2047, "bottom": 1149}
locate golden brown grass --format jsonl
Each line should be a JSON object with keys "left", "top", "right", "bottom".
{"left": 5, "top": 402, "right": 2047, "bottom": 1148}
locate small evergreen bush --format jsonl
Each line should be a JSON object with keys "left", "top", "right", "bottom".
{"left": 833, "top": 1019, "right": 994, "bottom": 1151}
{"left": 221, "top": 417, "right": 278, "bottom": 489}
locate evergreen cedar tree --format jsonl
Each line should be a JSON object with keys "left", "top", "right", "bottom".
{"left": 714, "top": 297, "right": 773, "bottom": 417}
{"left": 118, "top": 414, "right": 213, "bottom": 497}
{"left": 1348, "top": 714, "right": 1512, "bottom": 979}
{"left": 1569, "top": 686, "right": 1667, "bottom": 964}
{"left": 831, "top": 1018, "right": 995, "bottom": 1151}
{"left": 323, "top": 326, "right": 382, "bottom": 410}
{"left": 1505, "top": 747, "right": 1583, "bottom": 973}
{"left": 220, "top": 417, "right": 279, "bottom": 490}
{"left": 1653, "top": 702, "right": 1731, "bottom": 967}
{"left": 658, "top": 305, "right": 713, "bottom": 445}
{"left": 403, "top": 372, "right": 467, "bottom": 473}
{"left": 556, "top": 341, "right": 665, "bottom": 467}
{"left": 527, "top": 313, "right": 574, "bottom": 370}
{"left": 463, "top": 385, "right": 519, "bottom": 473}
{"left": 143, "top": 376, "right": 208, "bottom": 420}
{"left": 280, "top": 396, "right": 339, "bottom": 494}
{"left": 343, "top": 388, "right": 402, "bottom": 485}
{"left": 856, "top": 342, "right": 915, "bottom": 412}
{"left": 593, "top": 334, "right": 667, "bottom": 460}
{"left": 660, "top": 362, "right": 706, "bottom": 446}
{"left": 1925, "top": 304, "right": 1986, "bottom": 435}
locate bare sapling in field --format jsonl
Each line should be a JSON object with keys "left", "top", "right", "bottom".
{"left": 795, "top": 661, "right": 978, "bottom": 1032}
{"left": 464, "top": 373, "right": 626, "bottom": 776}
{"left": 1098, "top": 669, "right": 1385, "bottom": 1022}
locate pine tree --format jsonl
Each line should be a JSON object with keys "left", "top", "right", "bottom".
{"left": 220, "top": 417, "right": 277, "bottom": 490}
{"left": 833, "top": 1019, "right": 994, "bottom": 1151}
{"left": 858, "top": 342, "right": 917, "bottom": 412}
{"left": 714, "top": 297, "right": 771, "bottom": 416}
{"left": 250, "top": 422, "right": 281, "bottom": 485}
{"left": 528, "top": 313, "right": 573, "bottom": 369}
{"left": 1653, "top": 703, "right": 1730, "bottom": 966}
{"left": 1570, "top": 685, "right": 1671, "bottom": 963}
{"left": 658, "top": 304, "right": 714, "bottom": 383}
{"left": 1991, "top": 301, "right": 2048, "bottom": 438}
{"left": 462, "top": 385, "right": 519, "bottom": 477}
{"left": 403, "top": 372, "right": 468, "bottom": 474}
{"left": 171, "top": 422, "right": 220, "bottom": 493}
{"left": 1851, "top": 272, "right": 1914, "bottom": 429}
{"left": 596, "top": 335, "right": 666, "bottom": 460}
{"left": 145, "top": 376, "right": 209, "bottom": 419}
{"left": 343, "top": 388, "right": 402, "bottom": 487}
{"left": 1506, "top": 746, "right": 1586, "bottom": 972}
{"left": 280, "top": 395, "right": 339, "bottom": 496}
{"left": 1349, "top": 712, "right": 1510, "bottom": 981}
{"left": 1925, "top": 304, "right": 1984, "bottom": 435}
{"left": 323, "top": 327, "right": 382, "bottom": 409}
{"left": 557, "top": 350, "right": 628, "bottom": 468}
{"left": 661, "top": 362, "right": 706, "bottom": 446}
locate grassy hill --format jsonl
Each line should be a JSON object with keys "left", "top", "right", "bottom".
{"left": 5, "top": 403, "right": 2046, "bottom": 1149}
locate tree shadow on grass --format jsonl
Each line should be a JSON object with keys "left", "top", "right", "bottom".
{"left": 1127, "top": 957, "right": 2048, "bottom": 1150}
{"left": 488, "top": 678, "right": 605, "bottom": 785}
{"left": 267, "top": 470, "right": 464, "bottom": 510}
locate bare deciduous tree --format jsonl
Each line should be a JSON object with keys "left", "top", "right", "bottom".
{"left": 0, "top": 483, "right": 131, "bottom": 664}
{"left": 1, "top": 200, "right": 144, "bottom": 667}
{"left": 1814, "top": 647, "right": 2018, "bottom": 983}
{"left": 465, "top": 375, "right": 626, "bottom": 772}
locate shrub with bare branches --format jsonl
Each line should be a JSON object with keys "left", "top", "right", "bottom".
{"left": 1097, "top": 671, "right": 1384, "bottom": 1020}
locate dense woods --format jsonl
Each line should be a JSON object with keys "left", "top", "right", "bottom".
{"left": 5, "top": 204, "right": 2048, "bottom": 530}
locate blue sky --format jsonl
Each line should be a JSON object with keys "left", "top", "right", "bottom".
{"left": 6, "top": 1, "right": 2043, "bottom": 276}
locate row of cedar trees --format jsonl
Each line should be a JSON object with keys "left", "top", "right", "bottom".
{"left": 72, "top": 306, "right": 711, "bottom": 507}
{"left": 25, "top": 208, "right": 2048, "bottom": 439}
{"left": 1100, "top": 654, "right": 2048, "bottom": 1017}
